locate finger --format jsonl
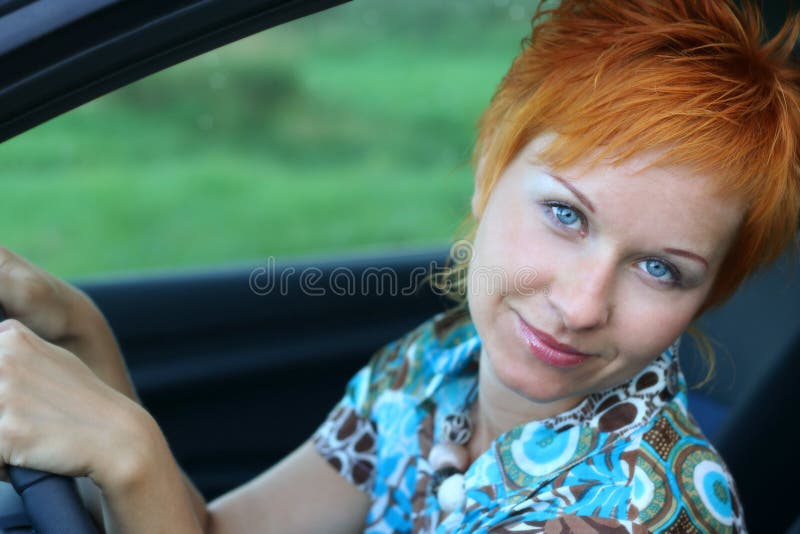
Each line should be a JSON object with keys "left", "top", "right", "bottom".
{"left": 0, "top": 318, "right": 34, "bottom": 343}
{"left": 0, "top": 319, "right": 57, "bottom": 362}
{"left": 0, "top": 319, "right": 93, "bottom": 394}
{"left": 0, "top": 248, "right": 70, "bottom": 338}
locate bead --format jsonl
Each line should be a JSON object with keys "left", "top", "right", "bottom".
{"left": 428, "top": 443, "right": 470, "bottom": 472}
{"left": 429, "top": 466, "right": 460, "bottom": 495}
{"left": 443, "top": 413, "right": 473, "bottom": 445}
{"left": 437, "top": 473, "right": 466, "bottom": 513}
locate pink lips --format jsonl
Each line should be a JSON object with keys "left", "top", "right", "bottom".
{"left": 515, "top": 314, "right": 593, "bottom": 368}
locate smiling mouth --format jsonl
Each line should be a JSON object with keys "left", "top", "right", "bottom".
{"left": 514, "top": 313, "right": 594, "bottom": 368}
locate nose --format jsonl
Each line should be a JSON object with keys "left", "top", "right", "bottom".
{"left": 546, "top": 253, "right": 614, "bottom": 331}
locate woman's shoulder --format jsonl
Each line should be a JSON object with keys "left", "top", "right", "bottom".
{"left": 491, "top": 399, "right": 746, "bottom": 533}
{"left": 482, "top": 380, "right": 746, "bottom": 533}
{"left": 555, "top": 382, "right": 745, "bottom": 532}
{"left": 631, "top": 398, "right": 745, "bottom": 532}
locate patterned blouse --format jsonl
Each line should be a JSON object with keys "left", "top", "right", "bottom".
{"left": 313, "top": 307, "right": 746, "bottom": 533}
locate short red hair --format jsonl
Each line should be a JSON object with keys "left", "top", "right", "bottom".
{"left": 471, "top": 0, "right": 800, "bottom": 313}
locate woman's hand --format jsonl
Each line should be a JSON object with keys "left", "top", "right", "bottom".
{"left": 0, "top": 247, "right": 209, "bottom": 529}
{"left": 0, "top": 247, "right": 137, "bottom": 401}
{"left": 0, "top": 318, "right": 205, "bottom": 532}
{"left": 0, "top": 318, "right": 144, "bottom": 487}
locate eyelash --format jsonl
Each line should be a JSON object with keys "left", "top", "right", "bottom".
{"left": 540, "top": 200, "right": 684, "bottom": 288}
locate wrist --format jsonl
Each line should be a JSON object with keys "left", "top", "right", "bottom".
{"left": 63, "top": 289, "right": 111, "bottom": 344}
{"left": 91, "top": 401, "right": 204, "bottom": 532}
{"left": 93, "top": 402, "right": 167, "bottom": 497}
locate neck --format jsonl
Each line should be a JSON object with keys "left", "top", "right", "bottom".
{"left": 469, "top": 349, "right": 585, "bottom": 455}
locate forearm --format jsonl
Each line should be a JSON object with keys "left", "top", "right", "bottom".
{"left": 64, "top": 293, "right": 211, "bottom": 529}
{"left": 80, "top": 470, "right": 210, "bottom": 533}
{"left": 180, "top": 472, "right": 211, "bottom": 532}
{"left": 95, "top": 409, "right": 206, "bottom": 533}
{"left": 101, "top": 461, "right": 202, "bottom": 533}
{"left": 61, "top": 289, "right": 140, "bottom": 402}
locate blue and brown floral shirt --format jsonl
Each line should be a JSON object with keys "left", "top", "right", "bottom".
{"left": 313, "top": 307, "right": 746, "bottom": 533}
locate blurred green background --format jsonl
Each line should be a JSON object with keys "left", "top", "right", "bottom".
{"left": 0, "top": 0, "right": 537, "bottom": 280}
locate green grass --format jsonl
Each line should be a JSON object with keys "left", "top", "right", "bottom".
{"left": 0, "top": 0, "right": 536, "bottom": 279}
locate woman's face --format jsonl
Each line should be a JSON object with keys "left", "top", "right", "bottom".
{"left": 467, "top": 134, "right": 743, "bottom": 413}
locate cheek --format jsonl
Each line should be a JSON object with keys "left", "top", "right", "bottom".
{"left": 508, "top": 222, "right": 586, "bottom": 302}
{"left": 469, "top": 211, "right": 517, "bottom": 294}
{"left": 470, "top": 203, "right": 559, "bottom": 298}
{"left": 470, "top": 236, "right": 548, "bottom": 301}
{"left": 612, "top": 289, "right": 699, "bottom": 358}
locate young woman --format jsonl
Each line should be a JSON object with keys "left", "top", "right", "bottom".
{"left": 0, "top": 0, "right": 797, "bottom": 532}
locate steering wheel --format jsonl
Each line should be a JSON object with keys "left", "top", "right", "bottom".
{"left": 0, "top": 311, "right": 98, "bottom": 534}
{"left": 0, "top": 467, "right": 98, "bottom": 533}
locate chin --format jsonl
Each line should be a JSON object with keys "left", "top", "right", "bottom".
{"left": 490, "top": 352, "right": 585, "bottom": 405}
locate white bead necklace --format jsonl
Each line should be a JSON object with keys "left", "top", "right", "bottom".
{"left": 428, "top": 382, "right": 479, "bottom": 513}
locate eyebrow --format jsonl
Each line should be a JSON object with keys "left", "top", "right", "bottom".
{"left": 551, "top": 174, "right": 596, "bottom": 213}
{"left": 550, "top": 173, "right": 710, "bottom": 269}
{"left": 664, "top": 248, "right": 709, "bottom": 269}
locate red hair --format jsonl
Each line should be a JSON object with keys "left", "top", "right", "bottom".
{"left": 469, "top": 0, "right": 800, "bottom": 313}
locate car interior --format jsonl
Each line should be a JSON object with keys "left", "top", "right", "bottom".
{"left": 0, "top": 0, "right": 798, "bottom": 532}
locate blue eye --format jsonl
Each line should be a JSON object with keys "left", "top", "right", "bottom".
{"left": 645, "top": 260, "right": 669, "bottom": 278}
{"left": 544, "top": 202, "right": 584, "bottom": 231}
{"left": 640, "top": 259, "right": 682, "bottom": 287}
{"left": 554, "top": 205, "right": 579, "bottom": 226}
